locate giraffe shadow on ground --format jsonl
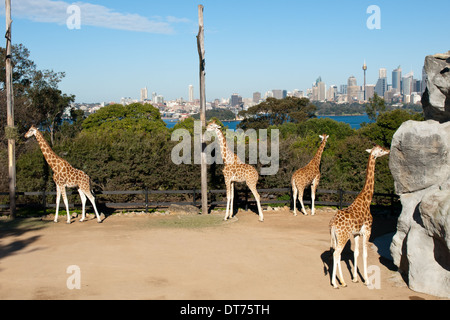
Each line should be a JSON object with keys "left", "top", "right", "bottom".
{"left": 321, "top": 242, "right": 365, "bottom": 286}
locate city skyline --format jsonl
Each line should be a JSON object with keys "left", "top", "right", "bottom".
{"left": 0, "top": 0, "right": 448, "bottom": 103}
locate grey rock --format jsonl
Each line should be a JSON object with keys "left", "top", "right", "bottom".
{"left": 389, "top": 119, "right": 450, "bottom": 298}
{"left": 389, "top": 120, "right": 450, "bottom": 194}
{"left": 421, "top": 51, "right": 450, "bottom": 123}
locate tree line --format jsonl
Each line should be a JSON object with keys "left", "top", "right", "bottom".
{"left": 0, "top": 45, "right": 424, "bottom": 208}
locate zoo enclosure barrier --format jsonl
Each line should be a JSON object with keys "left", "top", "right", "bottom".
{"left": 0, "top": 187, "right": 401, "bottom": 215}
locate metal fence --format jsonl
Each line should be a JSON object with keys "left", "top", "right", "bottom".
{"left": 0, "top": 187, "right": 400, "bottom": 215}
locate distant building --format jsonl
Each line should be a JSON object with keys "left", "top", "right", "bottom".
{"left": 272, "top": 89, "right": 287, "bottom": 99}
{"left": 231, "top": 93, "right": 242, "bottom": 107}
{"left": 379, "top": 68, "right": 387, "bottom": 79}
{"left": 326, "top": 85, "right": 337, "bottom": 101}
{"left": 253, "top": 92, "right": 261, "bottom": 104}
{"left": 365, "top": 84, "right": 375, "bottom": 100}
{"left": 392, "top": 66, "right": 402, "bottom": 93}
{"left": 347, "top": 76, "right": 359, "bottom": 102}
{"left": 317, "top": 81, "right": 326, "bottom": 101}
{"left": 375, "top": 76, "right": 388, "bottom": 98}
{"left": 348, "top": 75, "right": 357, "bottom": 87}
{"left": 140, "top": 87, "right": 148, "bottom": 101}
{"left": 402, "top": 72, "right": 414, "bottom": 97}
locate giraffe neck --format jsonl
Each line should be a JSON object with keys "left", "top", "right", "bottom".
{"left": 215, "top": 128, "right": 241, "bottom": 165}
{"left": 34, "top": 130, "right": 62, "bottom": 170}
{"left": 357, "top": 153, "right": 377, "bottom": 206}
{"left": 309, "top": 139, "right": 327, "bottom": 169}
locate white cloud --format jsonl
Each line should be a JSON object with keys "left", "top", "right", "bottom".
{"left": 4, "top": 0, "right": 190, "bottom": 34}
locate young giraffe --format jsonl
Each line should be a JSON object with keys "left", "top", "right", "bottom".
{"left": 25, "top": 126, "right": 102, "bottom": 224}
{"left": 329, "top": 145, "right": 389, "bottom": 289}
{"left": 291, "top": 134, "right": 329, "bottom": 216}
{"left": 206, "top": 121, "right": 264, "bottom": 222}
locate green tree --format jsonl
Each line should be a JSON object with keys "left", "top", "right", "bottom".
{"left": 238, "top": 97, "right": 316, "bottom": 130}
{"left": 359, "top": 109, "right": 424, "bottom": 148}
{"left": 82, "top": 103, "right": 166, "bottom": 133}
{"left": 365, "top": 93, "right": 386, "bottom": 122}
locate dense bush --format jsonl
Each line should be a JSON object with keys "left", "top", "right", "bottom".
{"left": 2, "top": 103, "right": 424, "bottom": 207}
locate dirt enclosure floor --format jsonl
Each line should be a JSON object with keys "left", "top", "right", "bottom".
{"left": 0, "top": 207, "right": 444, "bottom": 300}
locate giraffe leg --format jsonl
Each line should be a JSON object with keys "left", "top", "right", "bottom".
{"left": 353, "top": 235, "right": 360, "bottom": 283}
{"left": 362, "top": 229, "right": 370, "bottom": 285}
{"left": 55, "top": 185, "right": 61, "bottom": 223}
{"left": 311, "top": 177, "right": 320, "bottom": 216}
{"left": 332, "top": 247, "right": 347, "bottom": 289}
{"left": 229, "top": 182, "right": 234, "bottom": 219}
{"left": 224, "top": 181, "right": 232, "bottom": 221}
{"left": 78, "top": 189, "right": 87, "bottom": 222}
{"left": 248, "top": 184, "right": 264, "bottom": 222}
{"left": 60, "top": 187, "right": 71, "bottom": 224}
{"left": 298, "top": 188, "right": 308, "bottom": 216}
{"left": 292, "top": 182, "right": 298, "bottom": 216}
{"left": 85, "top": 190, "right": 102, "bottom": 223}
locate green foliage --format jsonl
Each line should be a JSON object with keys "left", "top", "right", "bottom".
{"left": 82, "top": 103, "right": 166, "bottom": 134}
{"left": 238, "top": 97, "right": 316, "bottom": 130}
{"left": 365, "top": 93, "right": 387, "bottom": 122}
{"left": 359, "top": 109, "right": 424, "bottom": 148}
{"left": 191, "top": 109, "right": 236, "bottom": 121}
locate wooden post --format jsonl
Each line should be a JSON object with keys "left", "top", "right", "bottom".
{"left": 197, "top": 5, "right": 208, "bottom": 215}
{"left": 5, "top": 0, "right": 16, "bottom": 219}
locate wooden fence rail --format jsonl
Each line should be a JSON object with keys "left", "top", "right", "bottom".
{"left": 0, "top": 187, "right": 400, "bottom": 215}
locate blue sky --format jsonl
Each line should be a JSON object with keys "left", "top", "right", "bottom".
{"left": 1, "top": 0, "right": 449, "bottom": 103}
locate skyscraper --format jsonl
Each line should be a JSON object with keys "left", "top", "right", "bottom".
{"left": 392, "top": 66, "right": 402, "bottom": 93}
{"left": 375, "top": 68, "right": 388, "bottom": 97}
{"left": 231, "top": 93, "right": 242, "bottom": 107}
{"left": 402, "top": 72, "right": 414, "bottom": 97}
{"left": 347, "top": 76, "right": 359, "bottom": 102}
{"left": 140, "top": 87, "right": 148, "bottom": 101}
{"left": 253, "top": 92, "right": 261, "bottom": 103}
{"left": 272, "top": 89, "right": 287, "bottom": 99}
{"left": 317, "top": 81, "right": 326, "bottom": 101}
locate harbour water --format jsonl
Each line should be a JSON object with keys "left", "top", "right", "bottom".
{"left": 164, "top": 114, "right": 372, "bottom": 130}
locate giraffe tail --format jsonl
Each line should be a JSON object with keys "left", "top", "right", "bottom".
{"left": 323, "top": 226, "right": 337, "bottom": 276}
{"left": 330, "top": 225, "right": 337, "bottom": 250}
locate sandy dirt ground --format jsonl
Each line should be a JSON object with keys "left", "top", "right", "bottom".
{"left": 0, "top": 207, "right": 444, "bottom": 301}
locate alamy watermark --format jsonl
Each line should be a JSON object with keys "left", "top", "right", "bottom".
{"left": 67, "top": 5, "right": 81, "bottom": 30}
{"left": 66, "top": 265, "right": 81, "bottom": 290}
{"left": 367, "top": 265, "right": 381, "bottom": 290}
{"left": 171, "top": 121, "right": 280, "bottom": 176}
{"left": 366, "top": 5, "right": 381, "bottom": 30}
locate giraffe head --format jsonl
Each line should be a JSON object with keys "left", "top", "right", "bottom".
{"left": 319, "top": 134, "right": 329, "bottom": 142}
{"left": 25, "top": 126, "right": 38, "bottom": 139}
{"left": 366, "top": 145, "right": 390, "bottom": 159}
{"left": 206, "top": 120, "right": 221, "bottom": 132}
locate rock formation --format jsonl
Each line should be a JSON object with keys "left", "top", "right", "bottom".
{"left": 389, "top": 51, "right": 450, "bottom": 299}
{"left": 421, "top": 51, "right": 450, "bottom": 122}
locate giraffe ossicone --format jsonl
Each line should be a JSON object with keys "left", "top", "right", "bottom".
{"left": 328, "top": 145, "right": 389, "bottom": 289}
{"left": 25, "top": 126, "right": 103, "bottom": 224}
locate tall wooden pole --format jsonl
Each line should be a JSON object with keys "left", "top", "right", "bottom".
{"left": 5, "top": 0, "right": 16, "bottom": 219}
{"left": 197, "top": 5, "right": 208, "bottom": 214}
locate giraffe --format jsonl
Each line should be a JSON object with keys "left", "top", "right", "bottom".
{"left": 25, "top": 126, "right": 102, "bottom": 224}
{"left": 329, "top": 145, "right": 389, "bottom": 289}
{"left": 206, "top": 121, "right": 264, "bottom": 222}
{"left": 291, "top": 134, "right": 329, "bottom": 216}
